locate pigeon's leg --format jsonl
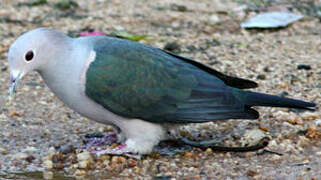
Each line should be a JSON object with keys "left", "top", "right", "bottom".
{"left": 87, "top": 142, "right": 141, "bottom": 159}
{"left": 84, "top": 128, "right": 141, "bottom": 158}
{"left": 86, "top": 119, "right": 166, "bottom": 157}
{"left": 119, "top": 118, "right": 167, "bottom": 154}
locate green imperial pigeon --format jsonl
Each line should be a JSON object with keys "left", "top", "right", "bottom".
{"left": 8, "top": 28, "right": 315, "bottom": 154}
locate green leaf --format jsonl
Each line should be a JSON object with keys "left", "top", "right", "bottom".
{"left": 31, "top": 0, "right": 47, "bottom": 6}
{"left": 17, "top": 0, "right": 47, "bottom": 6}
{"left": 54, "top": 0, "right": 78, "bottom": 10}
{"left": 112, "top": 31, "right": 149, "bottom": 42}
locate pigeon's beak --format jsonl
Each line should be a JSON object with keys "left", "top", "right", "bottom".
{"left": 9, "top": 71, "right": 23, "bottom": 98}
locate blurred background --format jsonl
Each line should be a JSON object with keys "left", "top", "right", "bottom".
{"left": 0, "top": 0, "right": 320, "bottom": 179}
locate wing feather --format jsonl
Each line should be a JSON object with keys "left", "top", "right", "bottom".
{"left": 85, "top": 37, "right": 258, "bottom": 123}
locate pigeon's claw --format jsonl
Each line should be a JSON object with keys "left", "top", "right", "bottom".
{"left": 82, "top": 132, "right": 141, "bottom": 159}
{"left": 83, "top": 133, "right": 118, "bottom": 147}
{"left": 89, "top": 144, "right": 141, "bottom": 159}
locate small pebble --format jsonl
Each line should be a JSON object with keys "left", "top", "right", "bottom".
{"left": 305, "top": 125, "right": 321, "bottom": 139}
{"left": 78, "top": 160, "right": 89, "bottom": 169}
{"left": 59, "top": 145, "right": 75, "bottom": 154}
{"left": 209, "top": 14, "right": 221, "bottom": 25}
{"left": 297, "top": 64, "right": 311, "bottom": 70}
{"left": 25, "top": 155, "right": 35, "bottom": 163}
{"left": 43, "top": 171, "right": 54, "bottom": 180}
{"left": 8, "top": 109, "right": 23, "bottom": 117}
{"left": 263, "top": 66, "right": 271, "bottom": 72}
{"left": 205, "top": 148, "right": 212, "bottom": 155}
{"left": 278, "top": 91, "right": 289, "bottom": 97}
{"left": 55, "top": 163, "right": 65, "bottom": 170}
{"left": 170, "top": 3, "right": 187, "bottom": 12}
{"left": 118, "top": 156, "right": 126, "bottom": 163}
{"left": 287, "top": 116, "right": 303, "bottom": 125}
{"left": 0, "top": 148, "right": 7, "bottom": 155}
{"left": 315, "top": 119, "right": 321, "bottom": 127}
{"left": 268, "top": 140, "right": 278, "bottom": 148}
{"left": 103, "top": 160, "right": 110, "bottom": 166}
{"left": 43, "top": 160, "right": 54, "bottom": 170}
{"left": 23, "top": 146, "right": 37, "bottom": 153}
{"left": 52, "top": 153, "right": 64, "bottom": 163}
{"left": 42, "top": 154, "right": 53, "bottom": 162}
{"left": 301, "top": 112, "right": 319, "bottom": 121}
{"left": 164, "top": 42, "right": 181, "bottom": 53}
{"left": 77, "top": 151, "right": 92, "bottom": 162}
{"left": 256, "top": 74, "right": 266, "bottom": 80}
{"left": 297, "top": 136, "right": 310, "bottom": 147}
{"left": 75, "top": 169, "right": 86, "bottom": 176}
{"left": 97, "top": 154, "right": 110, "bottom": 162}
{"left": 259, "top": 126, "right": 269, "bottom": 132}
{"left": 275, "top": 111, "right": 296, "bottom": 122}
{"left": 183, "top": 151, "right": 195, "bottom": 158}
{"left": 247, "top": 169, "right": 257, "bottom": 177}
{"left": 12, "top": 152, "right": 28, "bottom": 160}
{"left": 271, "top": 154, "right": 282, "bottom": 161}
{"left": 134, "top": 166, "right": 141, "bottom": 174}
{"left": 48, "top": 147, "right": 56, "bottom": 155}
{"left": 127, "top": 159, "right": 136, "bottom": 168}
{"left": 111, "top": 156, "right": 126, "bottom": 164}
{"left": 241, "top": 129, "right": 266, "bottom": 146}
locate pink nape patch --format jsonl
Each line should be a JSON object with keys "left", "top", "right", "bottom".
{"left": 80, "top": 31, "right": 105, "bottom": 36}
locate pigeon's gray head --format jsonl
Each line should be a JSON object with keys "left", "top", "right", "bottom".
{"left": 8, "top": 28, "right": 70, "bottom": 97}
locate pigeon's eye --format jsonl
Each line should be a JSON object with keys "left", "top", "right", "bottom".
{"left": 25, "top": 51, "right": 34, "bottom": 62}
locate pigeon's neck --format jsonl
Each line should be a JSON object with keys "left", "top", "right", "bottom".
{"left": 37, "top": 36, "right": 74, "bottom": 73}
{"left": 38, "top": 38, "right": 93, "bottom": 104}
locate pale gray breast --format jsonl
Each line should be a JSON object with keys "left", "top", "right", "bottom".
{"left": 39, "top": 38, "right": 123, "bottom": 125}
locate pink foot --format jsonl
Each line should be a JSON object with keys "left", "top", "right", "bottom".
{"left": 82, "top": 133, "right": 141, "bottom": 159}
{"left": 83, "top": 133, "right": 118, "bottom": 148}
{"left": 89, "top": 144, "right": 141, "bottom": 159}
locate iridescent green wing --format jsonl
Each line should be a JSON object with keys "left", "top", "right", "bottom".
{"left": 85, "top": 37, "right": 258, "bottom": 123}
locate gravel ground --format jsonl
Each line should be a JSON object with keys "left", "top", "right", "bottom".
{"left": 0, "top": 0, "right": 320, "bottom": 179}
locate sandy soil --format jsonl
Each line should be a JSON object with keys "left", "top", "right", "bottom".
{"left": 0, "top": 0, "right": 320, "bottom": 179}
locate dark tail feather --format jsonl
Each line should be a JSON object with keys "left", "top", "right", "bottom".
{"left": 234, "top": 90, "right": 316, "bottom": 110}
